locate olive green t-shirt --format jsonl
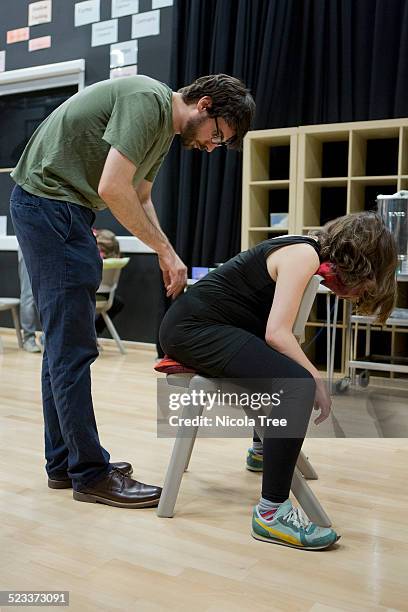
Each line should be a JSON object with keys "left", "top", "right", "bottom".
{"left": 11, "top": 75, "right": 174, "bottom": 210}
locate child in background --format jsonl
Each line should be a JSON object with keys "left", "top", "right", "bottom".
{"left": 94, "top": 229, "right": 124, "bottom": 337}
{"left": 17, "top": 246, "right": 42, "bottom": 353}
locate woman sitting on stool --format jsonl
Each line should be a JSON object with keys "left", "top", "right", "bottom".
{"left": 159, "top": 212, "right": 397, "bottom": 550}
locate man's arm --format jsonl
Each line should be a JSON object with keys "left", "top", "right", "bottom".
{"left": 136, "top": 178, "right": 187, "bottom": 296}
{"left": 136, "top": 179, "right": 166, "bottom": 233}
{"left": 98, "top": 147, "right": 186, "bottom": 297}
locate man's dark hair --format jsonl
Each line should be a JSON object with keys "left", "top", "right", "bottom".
{"left": 178, "top": 74, "right": 255, "bottom": 151}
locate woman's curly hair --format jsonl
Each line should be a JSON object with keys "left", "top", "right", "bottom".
{"left": 178, "top": 74, "right": 255, "bottom": 151}
{"left": 310, "top": 212, "right": 398, "bottom": 324}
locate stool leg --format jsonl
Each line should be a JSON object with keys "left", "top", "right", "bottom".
{"left": 11, "top": 307, "right": 23, "bottom": 349}
{"left": 157, "top": 403, "right": 203, "bottom": 518}
{"left": 296, "top": 450, "right": 318, "bottom": 480}
{"left": 291, "top": 467, "right": 332, "bottom": 527}
{"left": 184, "top": 404, "right": 204, "bottom": 472}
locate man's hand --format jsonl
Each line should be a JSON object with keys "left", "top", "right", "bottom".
{"left": 158, "top": 248, "right": 187, "bottom": 298}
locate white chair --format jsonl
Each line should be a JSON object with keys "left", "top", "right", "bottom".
{"left": 0, "top": 298, "right": 23, "bottom": 350}
{"left": 157, "top": 274, "right": 333, "bottom": 527}
{"left": 96, "top": 257, "right": 129, "bottom": 355}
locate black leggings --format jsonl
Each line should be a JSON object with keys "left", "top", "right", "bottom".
{"left": 222, "top": 336, "right": 315, "bottom": 503}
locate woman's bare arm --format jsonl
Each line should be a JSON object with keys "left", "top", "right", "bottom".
{"left": 265, "top": 243, "right": 320, "bottom": 378}
{"left": 265, "top": 243, "right": 331, "bottom": 424}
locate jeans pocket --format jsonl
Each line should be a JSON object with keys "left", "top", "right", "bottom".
{"left": 10, "top": 186, "right": 40, "bottom": 208}
{"left": 45, "top": 202, "right": 73, "bottom": 242}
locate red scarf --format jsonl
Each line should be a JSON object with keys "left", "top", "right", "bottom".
{"left": 317, "top": 262, "right": 351, "bottom": 295}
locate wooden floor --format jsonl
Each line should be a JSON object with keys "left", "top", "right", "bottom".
{"left": 1, "top": 331, "right": 408, "bottom": 612}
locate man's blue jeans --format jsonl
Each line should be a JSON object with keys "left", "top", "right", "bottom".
{"left": 10, "top": 185, "right": 111, "bottom": 490}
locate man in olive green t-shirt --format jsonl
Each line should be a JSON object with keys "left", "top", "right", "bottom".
{"left": 10, "top": 73, "right": 255, "bottom": 509}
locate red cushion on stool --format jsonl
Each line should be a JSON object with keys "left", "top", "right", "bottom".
{"left": 154, "top": 355, "right": 197, "bottom": 374}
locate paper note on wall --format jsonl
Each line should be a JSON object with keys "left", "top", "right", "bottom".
{"left": 110, "top": 65, "right": 138, "bottom": 79}
{"left": 152, "top": 0, "right": 173, "bottom": 8}
{"left": 0, "top": 217, "right": 7, "bottom": 236}
{"left": 7, "top": 28, "right": 30, "bottom": 44}
{"left": 0, "top": 51, "right": 5, "bottom": 72}
{"left": 110, "top": 40, "right": 138, "bottom": 68}
{"left": 111, "top": 0, "right": 139, "bottom": 18}
{"left": 131, "top": 10, "right": 160, "bottom": 38}
{"left": 92, "top": 19, "right": 118, "bottom": 46}
{"left": 29, "top": 35, "right": 52, "bottom": 52}
{"left": 28, "top": 0, "right": 52, "bottom": 26}
{"left": 75, "top": 0, "right": 100, "bottom": 27}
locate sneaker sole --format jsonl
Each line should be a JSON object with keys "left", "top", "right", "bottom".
{"left": 251, "top": 530, "right": 340, "bottom": 550}
{"left": 73, "top": 490, "right": 160, "bottom": 508}
{"left": 246, "top": 465, "right": 263, "bottom": 472}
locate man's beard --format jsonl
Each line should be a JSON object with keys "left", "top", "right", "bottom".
{"left": 180, "top": 114, "right": 208, "bottom": 149}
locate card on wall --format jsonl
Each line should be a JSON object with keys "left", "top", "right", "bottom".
{"left": 110, "top": 65, "right": 138, "bottom": 79}
{"left": 75, "top": 0, "right": 100, "bottom": 27}
{"left": 92, "top": 19, "right": 118, "bottom": 47}
{"left": 29, "top": 36, "right": 52, "bottom": 52}
{"left": 131, "top": 10, "right": 160, "bottom": 39}
{"left": 7, "top": 28, "right": 30, "bottom": 44}
{"left": 152, "top": 0, "right": 173, "bottom": 8}
{"left": 0, "top": 51, "right": 5, "bottom": 72}
{"left": 111, "top": 0, "right": 139, "bottom": 19}
{"left": 110, "top": 40, "right": 138, "bottom": 68}
{"left": 28, "top": 0, "right": 52, "bottom": 27}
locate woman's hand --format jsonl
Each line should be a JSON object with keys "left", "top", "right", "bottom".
{"left": 313, "top": 378, "right": 332, "bottom": 425}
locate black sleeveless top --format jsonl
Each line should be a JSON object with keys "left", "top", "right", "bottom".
{"left": 188, "top": 235, "right": 321, "bottom": 334}
{"left": 160, "top": 235, "right": 322, "bottom": 374}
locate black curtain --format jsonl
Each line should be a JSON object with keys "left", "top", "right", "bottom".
{"left": 159, "top": 0, "right": 408, "bottom": 267}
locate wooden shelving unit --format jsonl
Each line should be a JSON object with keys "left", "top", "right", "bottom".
{"left": 242, "top": 128, "right": 298, "bottom": 250}
{"left": 242, "top": 118, "right": 408, "bottom": 376}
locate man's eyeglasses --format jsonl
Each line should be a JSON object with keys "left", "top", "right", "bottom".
{"left": 211, "top": 116, "right": 232, "bottom": 147}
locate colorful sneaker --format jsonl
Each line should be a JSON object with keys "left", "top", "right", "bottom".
{"left": 252, "top": 499, "right": 340, "bottom": 550}
{"left": 246, "top": 448, "right": 263, "bottom": 472}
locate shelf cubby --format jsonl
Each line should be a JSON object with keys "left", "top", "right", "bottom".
{"left": 351, "top": 128, "right": 399, "bottom": 176}
{"left": 249, "top": 135, "right": 293, "bottom": 182}
{"left": 349, "top": 181, "right": 398, "bottom": 214}
{"left": 302, "top": 183, "right": 347, "bottom": 227}
{"left": 247, "top": 184, "right": 289, "bottom": 228}
{"left": 269, "top": 145, "right": 290, "bottom": 180}
{"left": 303, "top": 131, "right": 349, "bottom": 179}
{"left": 268, "top": 189, "right": 289, "bottom": 215}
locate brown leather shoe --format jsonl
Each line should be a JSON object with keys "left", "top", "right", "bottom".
{"left": 48, "top": 462, "right": 133, "bottom": 489}
{"left": 72, "top": 468, "right": 161, "bottom": 508}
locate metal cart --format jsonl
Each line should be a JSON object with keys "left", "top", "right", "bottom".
{"left": 337, "top": 274, "right": 408, "bottom": 392}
